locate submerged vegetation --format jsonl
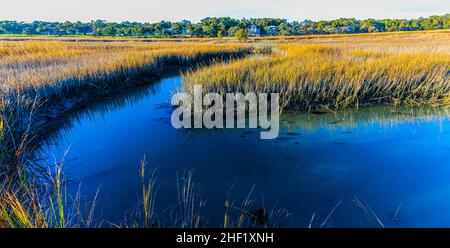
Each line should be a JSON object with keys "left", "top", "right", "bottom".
{"left": 183, "top": 31, "right": 450, "bottom": 111}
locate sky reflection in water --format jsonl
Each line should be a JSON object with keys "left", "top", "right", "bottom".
{"left": 42, "top": 76, "right": 450, "bottom": 227}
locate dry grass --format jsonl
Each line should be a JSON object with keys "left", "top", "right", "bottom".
{"left": 0, "top": 41, "right": 248, "bottom": 96}
{"left": 183, "top": 30, "right": 450, "bottom": 111}
{"left": 0, "top": 40, "right": 250, "bottom": 227}
{"left": 0, "top": 163, "right": 89, "bottom": 228}
{"left": 1, "top": 159, "right": 285, "bottom": 228}
{"left": 0, "top": 31, "right": 449, "bottom": 228}
{"left": 0, "top": 40, "right": 249, "bottom": 178}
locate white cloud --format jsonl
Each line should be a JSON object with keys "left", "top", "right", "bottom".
{"left": 0, "top": 0, "right": 448, "bottom": 22}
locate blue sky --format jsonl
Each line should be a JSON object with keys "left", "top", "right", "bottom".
{"left": 1, "top": 0, "right": 449, "bottom": 22}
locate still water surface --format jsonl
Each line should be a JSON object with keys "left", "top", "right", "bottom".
{"left": 43, "top": 75, "right": 450, "bottom": 227}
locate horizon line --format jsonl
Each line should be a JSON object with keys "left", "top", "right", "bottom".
{"left": 2, "top": 13, "right": 448, "bottom": 24}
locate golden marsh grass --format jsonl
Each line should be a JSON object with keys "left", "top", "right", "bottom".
{"left": 183, "top": 31, "right": 450, "bottom": 110}
{"left": 1, "top": 31, "right": 449, "bottom": 227}
{"left": 0, "top": 41, "right": 249, "bottom": 96}
{"left": 0, "top": 40, "right": 249, "bottom": 178}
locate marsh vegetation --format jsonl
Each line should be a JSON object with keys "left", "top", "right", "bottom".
{"left": 0, "top": 41, "right": 250, "bottom": 227}
{"left": 0, "top": 30, "right": 450, "bottom": 228}
{"left": 183, "top": 31, "right": 450, "bottom": 111}
{"left": 0, "top": 40, "right": 250, "bottom": 179}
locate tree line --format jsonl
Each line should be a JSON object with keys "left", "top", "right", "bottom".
{"left": 0, "top": 14, "right": 448, "bottom": 37}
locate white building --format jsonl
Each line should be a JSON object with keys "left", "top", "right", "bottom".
{"left": 266, "top": 26, "right": 278, "bottom": 36}
{"left": 248, "top": 25, "right": 261, "bottom": 36}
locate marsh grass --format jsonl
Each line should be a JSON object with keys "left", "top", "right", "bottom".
{"left": 139, "top": 155, "right": 158, "bottom": 228}
{"left": 118, "top": 160, "right": 290, "bottom": 228}
{"left": 0, "top": 94, "right": 44, "bottom": 183}
{"left": 0, "top": 40, "right": 252, "bottom": 228}
{"left": 0, "top": 41, "right": 249, "bottom": 95}
{"left": 132, "top": 168, "right": 291, "bottom": 228}
{"left": 0, "top": 160, "right": 93, "bottom": 228}
{"left": 0, "top": 41, "right": 250, "bottom": 179}
{"left": 175, "top": 170, "right": 205, "bottom": 228}
{"left": 183, "top": 31, "right": 450, "bottom": 111}
{"left": 223, "top": 185, "right": 291, "bottom": 228}
{"left": 1, "top": 156, "right": 387, "bottom": 228}
{"left": 1, "top": 31, "right": 448, "bottom": 228}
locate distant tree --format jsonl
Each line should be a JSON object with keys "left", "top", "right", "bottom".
{"left": 200, "top": 17, "right": 219, "bottom": 36}
{"left": 188, "top": 23, "right": 204, "bottom": 37}
{"left": 101, "top": 23, "right": 117, "bottom": 36}
{"left": 360, "top": 19, "right": 386, "bottom": 32}
{"left": 22, "top": 26, "right": 34, "bottom": 35}
{"left": 235, "top": 29, "right": 248, "bottom": 41}
{"left": 444, "top": 14, "right": 450, "bottom": 29}
{"left": 0, "top": 14, "right": 448, "bottom": 37}
{"left": 278, "top": 23, "right": 292, "bottom": 36}
{"left": 227, "top": 26, "right": 240, "bottom": 37}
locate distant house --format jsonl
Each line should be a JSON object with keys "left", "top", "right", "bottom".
{"left": 337, "top": 25, "right": 356, "bottom": 34}
{"left": 42, "top": 29, "right": 58, "bottom": 35}
{"left": 266, "top": 26, "right": 278, "bottom": 36}
{"left": 143, "top": 31, "right": 154, "bottom": 36}
{"left": 166, "top": 28, "right": 174, "bottom": 34}
{"left": 85, "top": 28, "right": 94, "bottom": 36}
{"left": 181, "top": 27, "right": 187, "bottom": 35}
{"left": 248, "top": 24, "right": 261, "bottom": 36}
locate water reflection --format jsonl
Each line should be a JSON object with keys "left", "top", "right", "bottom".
{"left": 39, "top": 74, "right": 176, "bottom": 148}
{"left": 281, "top": 106, "right": 450, "bottom": 132}
{"left": 40, "top": 75, "right": 450, "bottom": 227}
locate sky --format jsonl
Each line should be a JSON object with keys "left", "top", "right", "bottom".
{"left": 1, "top": 0, "right": 449, "bottom": 22}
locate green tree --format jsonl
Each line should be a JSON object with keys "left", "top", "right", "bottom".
{"left": 278, "top": 23, "right": 292, "bottom": 35}
{"left": 235, "top": 29, "right": 248, "bottom": 41}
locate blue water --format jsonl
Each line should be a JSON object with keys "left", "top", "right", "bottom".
{"left": 43, "top": 75, "right": 450, "bottom": 227}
